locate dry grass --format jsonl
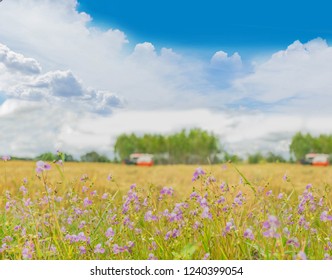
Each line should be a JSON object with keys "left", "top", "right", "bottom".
{"left": 1, "top": 161, "right": 332, "bottom": 198}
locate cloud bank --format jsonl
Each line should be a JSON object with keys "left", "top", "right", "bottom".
{"left": 0, "top": 0, "right": 332, "bottom": 159}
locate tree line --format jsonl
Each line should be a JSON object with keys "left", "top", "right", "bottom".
{"left": 114, "top": 128, "right": 221, "bottom": 164}
{"left": 7, "top": 131, "right": 332, "bottom": 164}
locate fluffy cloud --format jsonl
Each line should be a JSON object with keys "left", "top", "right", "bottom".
{"left": 0, "top": 0, "right": 332, "bottom": 159}
{"left": 0, "top": 43, "right": 41, "bottom": 74}
{"left": 211, "top": 50, "right": 242, "bottom": 69}
{"left": 232, "top": 38, "right": 332, "bottom": 110}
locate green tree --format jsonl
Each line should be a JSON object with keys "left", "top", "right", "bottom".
{"left": 289, "top": 132, "right": 315, "bottom": 161}
{"left": 80, "top": 151, "right": 110, "bottom": 162}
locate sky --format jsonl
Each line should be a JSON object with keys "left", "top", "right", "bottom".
{"left": 0, "top": 0, "right": 332, "bottom": 159}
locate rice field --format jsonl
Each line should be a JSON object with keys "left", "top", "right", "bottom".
{"left": 1, "top": 160, "right": 332, "bottom": 260}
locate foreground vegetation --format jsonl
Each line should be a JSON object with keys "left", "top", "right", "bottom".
{"left": 0, "top": 159, "right": 332, "bottom": 260}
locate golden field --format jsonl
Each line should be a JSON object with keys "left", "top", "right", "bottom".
{"left": 1, "top": 161, "right": 332, "bottom": 199}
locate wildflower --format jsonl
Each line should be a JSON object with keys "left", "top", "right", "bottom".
{"left": 83, "top": 197, "right": 92, "bottom": 207}
{"left": 324, "top": 254, "right": 332, "bottom": 260}
{"left": 217, "top": 196, "right": 226, "bottom": 204}
{"left": 79, "top": 221, "right": 86, "bottom": 229}
{"left": 80, "top": 174, "right": 88, "bottom": 182}
{"left": 277, "top": 193, "right": 284, "bottom": 200}
{"left": 67, "top": 216, "right": 73, "bottom": 225}
{"left": 144, "top": 210, "right": 158, "bottom": 222}
{"left": 56, "top": 160, "right": 63, "bottom": 166}
{"left": 148, "top": 253, "right": 158, "bottom": 260}
{"left": 2, "top": 155, "right": 11, "bottom": 161}
{"left": 286, "top": 237, "right": 300, "bottom": 248}
{"left": 262, "top": 215, "right": 280, "bottom": 238}
{"left": 35, "top": 160, "right": 51, "bottom": 174}
{"left": 223, "top": 219, "right": 236, "bottom": 235}
{"left": 283, "top": 227, "right": 290, "bottom": 237}
{"left": 282, "top": 173, "right": 288, "bottom": 181}
{"left": 105, "top": 227, "right": 115, "bottom": 238}
{"left": 107, "top": 174, "right": 112, "bottom": 181}
{"left": 19, "top": 186, "right": 28, "bottom": 195}
{"left": 201, "top": 206, "right": 212, "bottom": 219}
{"left": 22, "top": 247, "right": 33, "bottom": 259}
{"left": 113, "top": 244, "right": 121, "bottom": 254}
{"left": 91, "top": 190, "right": 97, "bottom": 196}
{"left": 219, "top": 182, "right": 226, "bottom": 191}
{"left": 149, "top": 241, "right": 157, "bottom": 251}
{"left": 2, "top": 236, "right": 13, "bottom": 243}
{"left": 160, "top": 186, "right": 174, "bottom": 196}
{"left": 244, "top": 228, "right": 254, "bottom": 240}
{"left": 82, "top": 186, "right": 89, "bottom": 193}
{"left": 320, "top": 211, "right": 332, "bottom": 222}
{"left": 266, "top": 190, "right": 272, "bottom": 197}
{"left": 192, "top": 167, "right": 206, "bottom": 182}
{"left": 203, "top": 253, "right": 210, "bottom": 260}
{"left": 79, "top": 246, "right": 86, "bottom": 255}
{"left": 102, "top": 193, "right": 109, "bottom": 200}
{"left": 234, "top": 191, "right": 245, "bottom": 206}
{"left": 294, "top": 251, "right": 307, "bottom": 260}
{"left": 23, "top": 198, "right": 33, "bottom": 207}
{"left": 94, "top": 244, "right": 105, "bottom": 254}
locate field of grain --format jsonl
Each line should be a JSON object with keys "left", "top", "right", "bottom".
{"left": 1, "top": 160, "right": 332, "bottom": 260}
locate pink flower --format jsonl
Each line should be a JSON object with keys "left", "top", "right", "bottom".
{"left": 36, "top": 161, "right": 51, "bottom": 174}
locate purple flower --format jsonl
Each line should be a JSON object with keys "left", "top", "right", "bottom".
{"left": 2, "top": 236, "right": 13, "bottom": 243}
{"left": 82, "top": 186, "right": 89, "bottom": 193}
{"left": 262, "top": 215, "right": 280, "bottom": 238}
{"left": 320, "top": 211, "right": 332, "bottom": 222}
{"left": 286, "top": 237, "right": 300, "bottom": 248}
{"left": 201, "top": 206, "right": 212, "bottom": 219}
{"left": 94, "top": 244, "right": 105, "bottom": 254}
{"left": 277, "top": 193, "right": 284, "bottom": 200}
{"left": 244, "top": 228, "right": 254, "bottom": 240}
{"left": 79, "top": 221, "right": 86, "bottom": 229}
{"left": 113, "top": 244, "right": 121, "bottom": 254}
{"left": 102, "top": 193, "right": 109, "bottom": 200}
{"left": 217, "top": 196, "right": 226, "bottom": 204}
{"left": 223, "top": 219, "right": 236, "bottom": 235}
{"left": 36, "top": 160, "right": 51, "bottom": 174}
{"left": 192, "top": 167, "right": 206, "bottom": 182}
{"left": 148, "top": 253, "right": 158, "bottom": 260}
{"left": 160, "top": 186, "right": 174, "bottom": 197}
{"left": 266, "top": 190, "right": 272, "bottom": 197}
{"left": 19, "top": 186, "right": 28, "bottom": 195}
{"left": 79, "top": 246, "right": 86, "bottom": 255}
{"left": 282, "top": 173, "right": 288, "bottom": 181}
{"left": 105, "top": 227, "right": 115, "bottom": 238}
{"left": 144, "top": 210, "right": 158, "bottom": 222}
{"left": 80, "top": 174, "right": 88, "bottom": 182}
{"left": 203, "top": 253, "right": 210, "bottom": 260}
{"left": 83, "top": 197, "right": 92, "bottom": 207}
{"left": 295, "top": 251, "right": 307, "bottom": 260}
{"left": 91, "top": 190, "right": 97, "bottom": 196}
{"left": 22, "top": 247, "right": 33, "bottom": 259}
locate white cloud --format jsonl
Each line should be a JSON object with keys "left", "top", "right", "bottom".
{"left": 0, "top": 1, "right": 332, "bottom": 159}
{"left": 232, "top": 38, "right": 332, "bottom": 108}
{"left": 0, "top": 43, "right": 41, "bottom": 74}
{"left": 211, "top": 50, "right": 242, "bottom": 69}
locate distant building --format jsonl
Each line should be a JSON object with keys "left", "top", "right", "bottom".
{"left": 301, "top": 153, "right": 329, "bottom": 166}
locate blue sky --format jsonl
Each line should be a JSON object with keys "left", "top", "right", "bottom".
{"left": 78, "top": 0, "right": 332, "bottom": 55}
{"left": 0, "top": 0, "right": 332, "bottom": 158}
